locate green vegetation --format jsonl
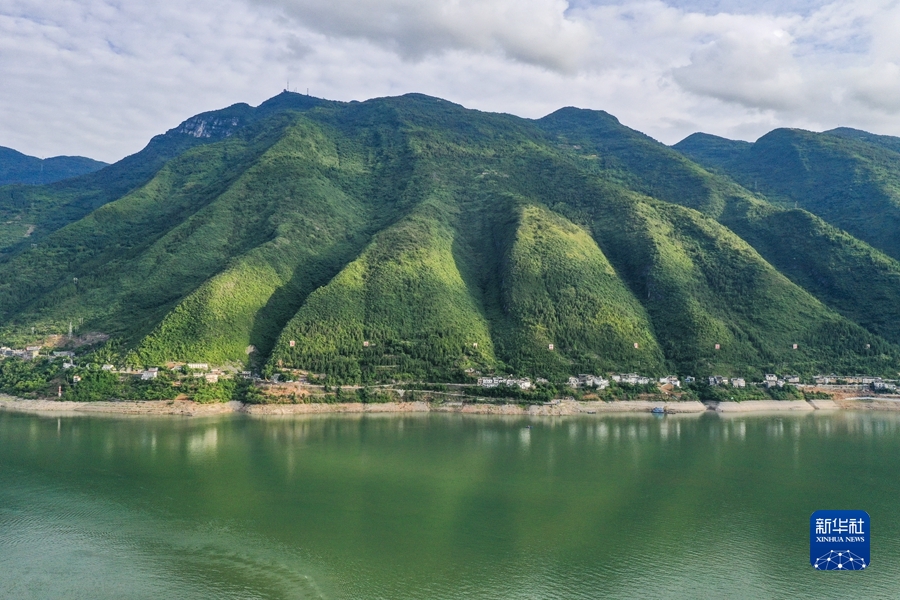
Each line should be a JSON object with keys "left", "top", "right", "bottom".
{"left": 0, "top": 146, "right": 106, "bottom": 186}
{"left": 674, "top": 128, "right": 900, "bottom": 262}
{"left": 496, "top": 204, "right": 664, "bottom": 378}
{"left": 0, "top": 356, "right": 257, "bottom": 403}
{"left": 691, "top": 383, "right": 802, "bottom": 402}
{"left": 460, "top": 384, "right": 558, "bottom": 403}
{"left": 540, "top": 108, "right": 900, "bottom": 354}
{"left": 1, "top": 91, "right": 899, "bottom": 390}
{"left": 270, "top": 197, "right": 497, "bottom": 383}
{"left": 0, "top": 357, "right": 63, "bottom": 397}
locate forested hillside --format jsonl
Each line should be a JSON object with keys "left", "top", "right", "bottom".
{"left": 1, "top": 92, "right": 898, "bottom": 382}
{"left": 674, "top": 128, "right": 900, "bottom": 262}
{"left": 0, "top": 146, "right": 106, "bottom": 186}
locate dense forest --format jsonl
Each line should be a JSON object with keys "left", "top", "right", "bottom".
{"left": 1, "top": 92, "right": 900, "bottom": 384}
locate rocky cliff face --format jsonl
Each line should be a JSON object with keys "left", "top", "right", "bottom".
{"left": 176, "top": 115, "right": 244, "bottom": 139}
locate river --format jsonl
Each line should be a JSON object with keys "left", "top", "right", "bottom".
{"left": 1, "top": 410, "right": 898, "bottom": 598}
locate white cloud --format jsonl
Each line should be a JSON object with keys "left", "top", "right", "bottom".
{"left": 249, "top": 0, "right": 592, "bottom": 72}
{"left": 2, "top": 0, "right": 900, "bottom": 162}
{"left": 672, "top": 25, "right": 806, "bottom": 111}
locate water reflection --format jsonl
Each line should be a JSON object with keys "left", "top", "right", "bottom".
{"left": 187, "top": 426, "right": 219, "bottom": 459}
{"left": 4, "top": 410, "right": 900, "bottom": 599}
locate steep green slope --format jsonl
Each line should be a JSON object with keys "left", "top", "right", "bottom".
{"left": 1, "top": 92, "right": 899, "bottom": 381}
{"left": 672, "top": 133, "right": 751, "bottom": 175}
{"left": 134, "top": 125, "right": 377, "bottom": 366}
{"left": 496, "top": 204, "right": 664, "bottom": 377}
{"left": 536, "top": 108, "right": 736, "bottom": 217}
{"left": 0, "top": 146, "right": 107, "bottom": 186}
{"left": 0, "top": 111, "right": 316, "bottom": 342}
{"left": 270, "top": 198, "right": 497, "bottom": 382}
{"left": 0, "top": 93, "right": 330, "bottom": 257}
{"left": 825, "top": 127, "right": 900, "bottom": 154}
{"left": 541, "top": 109, "right": 900, "bottom": 349}
{"left": 499, "top": 146, "right": 892, "bottom": 376}
{"left": 719, "top": 204, "right": 900, "bottom": 346}
{"left": 673, "top": 128, "right": 900, "bottom": 262}
{"left": 591, "top": 196, "right": 890, "bottom": 378}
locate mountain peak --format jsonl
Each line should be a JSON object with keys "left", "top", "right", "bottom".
{"left": 0, "top": 145, "right": 107, "bottom": 186}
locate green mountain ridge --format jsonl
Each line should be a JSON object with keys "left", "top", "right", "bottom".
{"left": 674, "top": 127, "right": 900, "bottom": 261}
{"left": 1, "top": 92, "right": 899, "bottom": 382}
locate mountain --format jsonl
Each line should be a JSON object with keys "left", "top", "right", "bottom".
{"left": 0, "top": 94, "right": 330, "bottom": 258}
{"left": 825, "top": 127, "right": 900, "bottom": 154}
{"left": 673, "top": 128, "right": 900, "bottom": 262}
{"left": 0, "top": 146, "right": 107, "bottom": 186}
{"left": 1, "top": 92, "right": 898, "bottom": 382}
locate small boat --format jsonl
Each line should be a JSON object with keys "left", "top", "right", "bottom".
{"left": 651, "top": 406, "right": 665, "bottom": 414}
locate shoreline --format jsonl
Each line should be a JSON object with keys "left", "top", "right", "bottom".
{"left": 4, "top": 394, "right": 898, "bottom": 416}
{"left": 0, "top": 395, "right": 712, "bottom": 417}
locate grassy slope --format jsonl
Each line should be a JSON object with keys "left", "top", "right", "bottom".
{"left": 1, "top": 93, "right": 898, "bottom": 380}
{"left": 134, "top": 121, "right": 378, "bottom": 366}
{"left": 825, "top": 127, "right": 900, "bottom": 154}
{"left": 0, "top": 93, "right": 330, "bottom": 257}
{"left": 270, "top": 196, "right": 497, "bottom": 382}
{"left": 537, "top": 109, "right": 900, "bottom": 350}
{"left": 501, "top": 136, "right": 894, "bottom": 377}
{"left": 675, "top": 128, "right": 900, "bottom": 262}
{"left": 0, "top": 114, "right": 227, "bottom": 256}
{"left": 719, "top": 203, "right": 900, "bottom": 346}
{"left": 596, "top": 195, "right": 892, "bottom": 378}
{"left": 0, "top": 112, "right": 302, "bottom": 341}
{"left": 497, "top": 203, "right": 665, "bottom": 378}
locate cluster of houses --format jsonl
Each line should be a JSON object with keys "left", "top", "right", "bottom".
{"left": 1, "top": 345, "right": 78, "bottom": 361}
{"left": 479, "top": 372, "right": 684, "bottom": 391}
{"left": 5, "top": 342, "right": 900, "bottom": 395}
{"left": 815, "top": 374, "right": 886, "bottom": 385}
{"left": 567, "top": 373, "right": 685, "bottom": 389}
{"left": 568, "top": 374, "right": 610, "bottom": 389}
{"left": 124, "top": 362, "right": 250, "bottom": 383}
{"left": 708, "top": 374, "right": 800, "bottom": 388}
{"left": 0, "top": 345, "right": 50, "bottom": 360}
{"left": 0, "top": 347, "right": 254, "bottom": 384}
{"left": 483, "top": 371, "right": 900, "bottom": 394}
{"left": 708, "top": 376, "right": 747, "bottom": 388}
{"left": 813, "top": 374, "right": 898, "bottom": 391}
{"left": 477, "top": 376, "right": 535, "bottom": 390}
{"left": 612, "top": 373, "right": 654, "bottom": 386}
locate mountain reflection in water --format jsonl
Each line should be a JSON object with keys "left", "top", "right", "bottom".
{"left": 1, "top": 410, "right": 899, "bottom": 599}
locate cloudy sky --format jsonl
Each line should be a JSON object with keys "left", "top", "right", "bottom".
{"left": 3, "top": 0, "right": 900, "bottom": 162}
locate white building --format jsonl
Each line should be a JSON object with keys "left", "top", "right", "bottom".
{"left": 477, "top": 376, "right": 531, "bottom": 389}
{"left": 618, "top": 373, "right": 651, "bottom": 385}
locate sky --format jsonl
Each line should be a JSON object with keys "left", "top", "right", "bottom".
{"left": 2, "top": 0, "right": 900, "bottom": 162}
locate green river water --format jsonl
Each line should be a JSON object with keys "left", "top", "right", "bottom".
{"left": 1, "top": 409, "right": 899, "bottom": 599}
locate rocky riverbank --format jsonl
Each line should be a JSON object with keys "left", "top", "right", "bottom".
{"left": 0, "top": 394, "right": 241, "bottom": 416}
{"left": 715, "top": 400, "right": 816, "bottom": 413}
{"left": 3, "top": 394, "right": 894, "bottom": 417}
{"left": 242, "top": 399, "right": 708, "bottom": 416}
{"left": 0, "top": 395, "right": 707, "bottom": 417}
